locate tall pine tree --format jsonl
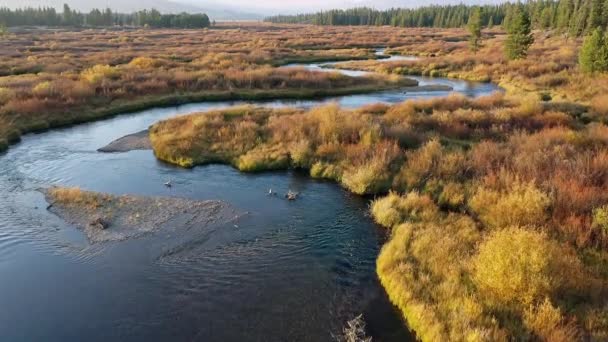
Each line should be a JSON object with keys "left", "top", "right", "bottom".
{"left": 505, "top": 5, "right": 534, "bottom": 60}
{"left": 588, "top": 0, "right": 605, "bottom": 31}
{"left": 556, "top": 0, "right": 574, "bottom": 31}
{"left": 468, "top": 7, "right": 482, "bottom": 52}
{"left": 579, "top": 27, "right": 608, "bottom": 72}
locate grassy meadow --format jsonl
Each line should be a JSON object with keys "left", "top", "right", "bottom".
{"left": 150, "top": 90, "right": 608, "bottom": 339}
{"left": 332, "top": 28, "right": 608, "bottom": 109}
{"left": 4, "top": 20, "right": 608, "bottom": 341}
{"left": 150, "top": 29, "right": 608, "bottom": 341}
{"left": 0, "top": 23, "right": 425, "bottom": 152}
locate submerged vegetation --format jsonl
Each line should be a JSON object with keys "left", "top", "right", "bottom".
{"left": 150, "top": 91, "right": 608, "bottom": 339}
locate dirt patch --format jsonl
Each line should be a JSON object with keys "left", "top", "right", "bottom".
{"left": 43, "top": 187, "right": 241, "bottom": 244}
{"left": 98, "top": 130, "right": 152, "bottom": 153}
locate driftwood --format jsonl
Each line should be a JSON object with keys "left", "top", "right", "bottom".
{"left": 339, "top": 314, "right": 372, "bottom": 342}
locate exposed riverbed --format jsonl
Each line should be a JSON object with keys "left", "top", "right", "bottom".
{"left": 0, "top": 51, "right": 501, "bottom": 341}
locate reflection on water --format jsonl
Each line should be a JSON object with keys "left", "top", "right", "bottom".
{"left": 0, "top": 50, "right": 500, "bottom": 341}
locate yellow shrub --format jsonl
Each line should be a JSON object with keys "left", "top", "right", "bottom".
{"left": 394, "top": 139, "right": 442, "bottom": 190}
{"left": 438, "top": 182, "right": 466, "bottom": 208}
{"left": 33, "top": 81, "right": 55, "bottom": 97}
{"left": 47, "top": 187, "right": 108, "bottom": 209}
{"left": 310, "top": 161, "right": 342, "bottom": 181}
{"left": 371, "top": 191, "right": 439, "bottom": 228}
{"left": 289, "top": 140, "right": 313, "bottom": 168}
{"left": 236, "top": 144, "right": 289, "bottom": 172}
{"left": 523, "top": 298, "right": 581, "bottom": 341}
{"left": 473, "top": 227, "right": 581, "bottom": 307}
{"left": 469, "top": 181, "right": 551, "bottom": 229}
{"left": 341, "top": 141, "right": 401, "bottom": 195}
{"left": 128, "top": 57, "right": 160, "bottom": 69}
{"left": 0, "top": 87, "right": 14, "bottom": 104}
{"left": 593, "top": 205, "right": 608, "bottom": 233}
{"left": 81, "top": 64, "right": 119, "bottom": 84}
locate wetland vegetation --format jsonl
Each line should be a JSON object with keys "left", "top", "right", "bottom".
{"left": 4, "top": 1, "right": 608, "bottom": 341}
{"left": 147, "top": 21, "right": 608, "bottom": 342}
{"left": 0, "top": 23, "right": 418, "bottom": 152}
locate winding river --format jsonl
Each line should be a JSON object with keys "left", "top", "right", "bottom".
{"left": 0, "top": 51, "right": 500, "bottom": 341}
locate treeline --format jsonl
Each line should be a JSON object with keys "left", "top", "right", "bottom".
{"left": 265, "top": 0, "right": 608, "bottom": 36}
{"left": 0, "top": 4, "right": 210, "bottom": 28}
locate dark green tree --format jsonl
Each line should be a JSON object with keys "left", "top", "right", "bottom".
{"left": 505, "top": 5, "right": 534, "bottom": 60}
{"left": 556, "top": 0, "right": 573, "bottom": 31}
{"left": 468, "top": 7, "right": 482, "bottom": 52}
{"left": 570, "top": 4, "right": 590, "bottom": 36}
{"left": 588, "top": 0, "right": 605, "bottom": 31}
{"left": 579, "top": 27, "right": 608, "bottom": 72}
{"left": 0, "top": 22, "right": 7, "bottom": 37}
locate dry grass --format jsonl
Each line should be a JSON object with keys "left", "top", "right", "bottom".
{"left": 149, "top": 92, "right": 608, "bottom": 340}
{"left": 11, "top": 23, "right": 608, "bottom": 341}
{"left": 333, "top": 29, "right": 608, "bottom": 105}
{"left": 0, "top": 23, "right": 424, "bottom": 151}
{"left": 47, "top": 187, "right": 109, "bottom": 209}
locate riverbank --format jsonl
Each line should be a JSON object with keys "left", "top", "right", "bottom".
{"left": 0, "top": 79, "right": 414, "bottom": 154}
{"left": 44, "top": 187, "right": 240, "bottom": 244}
{"left": 1, "top": 24, "right": 451, "bottom": 155}
{"left": 148, "top": 96, "right": 608, "bottom": 340}
{"left": 330, "top": 32, "right": 608, "bottom": 112}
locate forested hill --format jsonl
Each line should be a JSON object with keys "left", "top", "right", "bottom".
{"left": 0, "top": 5, "right": 211, "bottom": 28}
{"left": 265, "top": 0, "right": 608, "bottom": 36}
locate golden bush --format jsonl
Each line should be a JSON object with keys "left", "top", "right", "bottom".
{"left": 469, "top": 181, "right": 551, "bottom": 229}
{"left": 0, "top": 87, "right": 14, "bottom": 104}
{"left": 473, "top": 227, "right": 581, "bottom": 307}
{"left": 128, "top": 56, "right": 160, "bottom": 69}
{"left": 523, "top": 298, "right": 581, "bottom": 341}
{"left": 371, "top": 191, "right": 439, "bottom": 228}
{"left": 80, "top": 64, "right": 119, "bottom": 84}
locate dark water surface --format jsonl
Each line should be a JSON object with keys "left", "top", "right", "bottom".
{"left": 0, "top": 53, "right": 501, "bottom": 341}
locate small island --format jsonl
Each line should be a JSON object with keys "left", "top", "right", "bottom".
{"left": 44, "top": 187, "right": 240, "bottom": 244}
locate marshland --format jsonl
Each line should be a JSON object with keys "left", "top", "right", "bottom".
{"left": 2, "top": 1, "right": 608, "bottom": 341}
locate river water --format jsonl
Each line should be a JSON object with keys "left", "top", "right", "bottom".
{"left": 0, "top": 52, "right": 500, "bottom": 341}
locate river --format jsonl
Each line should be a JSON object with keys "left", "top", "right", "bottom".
{"left": 0, "top": 51, "right": 501, "bottom": 341}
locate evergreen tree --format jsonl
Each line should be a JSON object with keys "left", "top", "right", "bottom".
{"left": 468, "top": 7, "right": 483, "bottom": 52}
{"left": 556, "top": 0, "right": 574, "bottom": 31}
{"left": 540, "top": 6, "right": 554, "bottom": 28}
{"left": 503, "top": 5, "right": 515, "bottom": 31}
{"left": 570, "top": 4, "right": 590, "bottom": 36}
{"left": 588, "top": 0, "right": 605, "bottom": 31}
{"left": 603, "top": 0, "right": 608, "bottom": 27}
{"left": 579, "top": 27, "right": 608, "bottom": 72}
{"left": 0, "top": 22, "right": 7, "bottom": 37}
{"left": 505, "top": 5, "right": 534, "bottom": 60}
{"left": 0, "top": 6, "right": 210, "bottom": 28}
{"left": 264, "top": 1, "right": 607, "bottom": 37}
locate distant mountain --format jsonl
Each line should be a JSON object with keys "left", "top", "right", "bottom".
{"left": 0, "top": 0, "right": 263, "bottom": 20}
